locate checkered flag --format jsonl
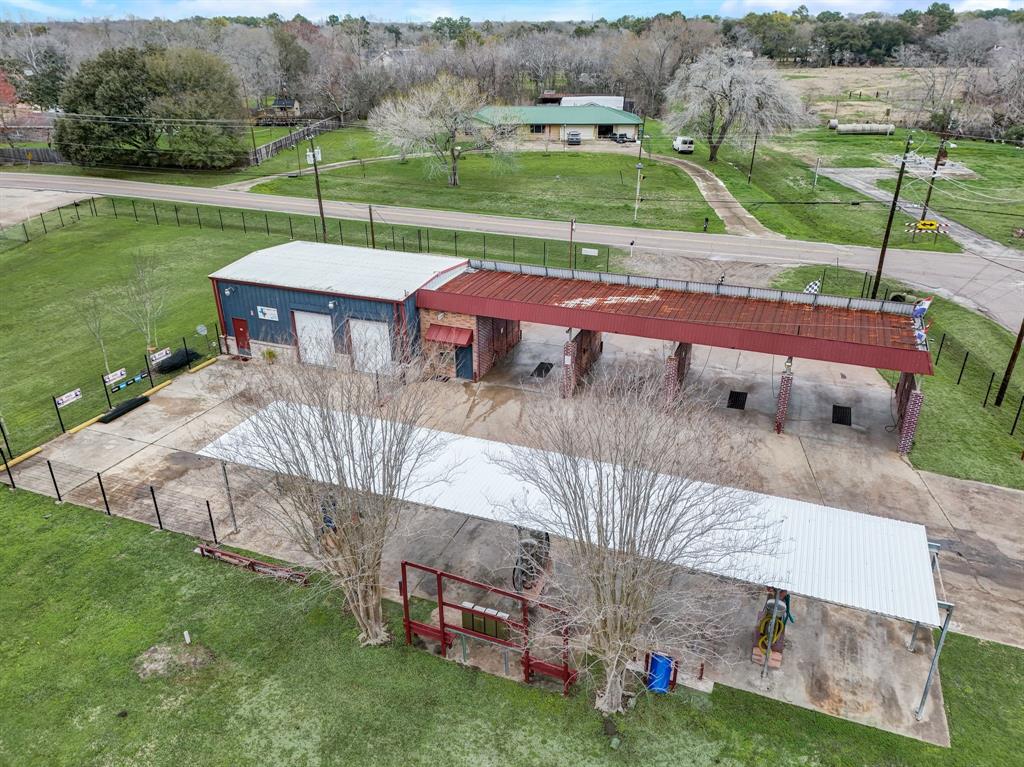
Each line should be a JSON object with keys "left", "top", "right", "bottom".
{"left": 803, "top": 280, "right": 821, "bottom": 295}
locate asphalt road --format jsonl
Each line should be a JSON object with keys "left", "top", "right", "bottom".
{"left": 3, "top": 171, "right": 1023, "bottom": 330}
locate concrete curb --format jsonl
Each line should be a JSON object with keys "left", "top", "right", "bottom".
{"left": 142, "top": 380, "right": 173, "bottom": 397}
{"left": 67, "top": 415, "right": 102, "bottom": 434}
{"left": 189, "top": 357, "right": 218, "bottom": 374}
{"left": 4, "top": 446, "right": 42, "bottom": 468}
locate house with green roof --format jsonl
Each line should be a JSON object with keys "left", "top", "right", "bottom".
{"left": 474, "top": 104, "right": 643, "bottom": 143}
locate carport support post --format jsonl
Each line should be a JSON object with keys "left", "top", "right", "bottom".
{"left": 774, "top": 368, "right": 793, "bottom": 434}
{"left": 915, "top": 602, "right": 954, "bottom": 721}
{"left": 221, "top": 461, "right": 239, "bottom": 532}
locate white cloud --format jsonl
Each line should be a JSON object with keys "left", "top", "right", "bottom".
{"left": 3, "top": 0, "right": 66, "bottom": 17}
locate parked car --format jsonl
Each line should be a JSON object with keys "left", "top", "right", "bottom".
{"left": 672, "top": 135, "right": 695, "bottom": 154}
{"left": 614, "top": 133, "right": 628, "bottom": 144}
{"left": 566, "top": 130, "right": 582, "bottom": 146}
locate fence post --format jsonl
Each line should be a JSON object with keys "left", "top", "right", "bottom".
{"left": 265, "top": 213, "right": 270, "bottom": 236}
{"left": 289, "top": 217, "right": 294, "bottom": 240}
{"left": 152, "top": 202, "right": 160, "bottom": 225}
{"left": 483, "top": 234, "right": 487, "bottom": 258}
{"left": 183, "top": 336, "right": 192, "bottom": 370}
{"left": 131, "top": 200, "right": 138, "bottom": 222}
{"left": 392, "top": 227, "right": 396, "bottom": 249}
{"left": 935, "top": 333, "right": 946, "bottom": 363}
{"left": 543, "top": 241, "right": 547, "bottom": 266}
{"left": 52, "top": 396, "right": 66, "bottom": 433}
{"left": 22, "top": 222, "right": 29, "bottom": 241}
{"left": 454, "top": 230, "right": 458, "bottom": 257}
{"left": 221, "top": 461, "right": 239, "bottom": 532}
{"left": 983, "top": 372, "right": 996, "bottom": 407}
{"left": 219, "top": 210, "right": 225, "bottom": 231}
{"left": 241, "top": 211, "right": 247, "bottom": 234}
{"left": 1012, "top": 396, "right": 1024, "bottom": 436}
{"left": 957, "top": 352, "right": 970, "bottom": 385}
{"left": 426, "top": 230, "right": 430, "bottom": 252}
{"left": 97, "top": 472, "right": 110, "bottom": 514}
{"left": 57, "top": 206, "right": 65, "bottom": 227}
{"left": 206, "top": 500, "right": 218, "bottom": 544}
{"left": 512, "top": 237, "right": 516, "bottom": 262}
{"left": 196, "top": 207, "right": 203, "bottom": 229}
{"left": 90, "top": 197, "right": 98, "bottom": 216}
{"left": 39, "top": 212, "right": 47, "bottom": 234}
{"left": 2, "top": 448, "right": 14, "bottom": 490}
{"left": 150, "top": 485, "right": 163, "bottom": 530}
{"left": 47, "top": 460, "right": 62, "bottom": 502}
{"left": 112, "top": 199, "right": 118, "bottom": 219}
{"left": 338, "top": 220, "right": 344, "bottom": 244}
{"left": 0, "top": 419, "right": 12, "bottom": 460}
{"left": 418, "top": 229, "right": 422, "bottom": 252}
{"left": 173, "top": 205, "right": 180, "bottom": 227}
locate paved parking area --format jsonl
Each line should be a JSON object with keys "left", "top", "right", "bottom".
{"left": 7, "top": 353, "right": 1023, "bottom": 744}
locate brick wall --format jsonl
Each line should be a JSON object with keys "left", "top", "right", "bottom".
{"left": 897, "top": 379, "right": 924, "bottom": 455}
{"left": 663, "top": 342, "right": 693, "bottom": 401}
{"left": 419, "top": 309, "right": 475, "bottom": 379}
{"left": 562, "top": 329, "right": 603, "bottom": 397}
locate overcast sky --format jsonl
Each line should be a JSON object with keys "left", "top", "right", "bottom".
{"left": 5, "top": 0, "right": 1023, "bottom": 23}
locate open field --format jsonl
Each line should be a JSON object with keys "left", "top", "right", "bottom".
{"left": 252, "top": 151, "right": 727, "bottom": 234}
{"left": 0, "top": 200, "right": 618, "bottom": 454}
{"left": 0, "top": 126, "right": 388, "bottom": 188}
{"left": 1, "top": 490, "right": 1021, "bottom": 766}
{"left": 774, "top": 265, "right": 1024, "bottom": 489}
{"left": 642, "top": 122, "right": 958, "bottom": 252}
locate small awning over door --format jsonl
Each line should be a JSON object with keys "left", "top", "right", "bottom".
{"left": 425, "top": 324, "right": 474, "bottom": 347}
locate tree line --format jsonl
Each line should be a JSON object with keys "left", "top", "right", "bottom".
{"left": 1, "top": 6, "right": 1023, "bottom": 168}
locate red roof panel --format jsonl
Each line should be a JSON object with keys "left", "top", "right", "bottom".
{"left": 417, "top": 270, "right": 933, "bottom": 374}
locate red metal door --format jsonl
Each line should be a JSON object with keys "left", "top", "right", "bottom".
{"left": 231, "top": 317, "right": 251, "bottom": 356}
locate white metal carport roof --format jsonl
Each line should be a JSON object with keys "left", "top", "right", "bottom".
{"left": 208, "top": 242, "right": 468, "bottom": 302}
{"left": 201, "top": 405, "right": 941, "bottom": 627}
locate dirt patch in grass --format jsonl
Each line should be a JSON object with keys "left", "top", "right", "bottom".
{"left": 134, "top": 642, "right": 216, "bottom": 680}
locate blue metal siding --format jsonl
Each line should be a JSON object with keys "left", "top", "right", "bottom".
{"left": 455, "top": 345, "right": 474, "bottom": 380}
{"left": 404, "top": 293, "right": 420, "bottom": 352}
{"left": 215, "top": 280, "right": 397, "bottom": 349}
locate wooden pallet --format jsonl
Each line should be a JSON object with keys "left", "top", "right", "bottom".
{"left": 196, "top": 545, "right": 308, "bottom": 585}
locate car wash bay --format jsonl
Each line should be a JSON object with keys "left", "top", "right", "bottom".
{"left": 417, "top": 261, "right": 934, "bottom": 453}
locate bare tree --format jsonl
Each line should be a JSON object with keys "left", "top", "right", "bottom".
{"left": 664, "top": 47, "right": 806, "bottom": 162}
{"left": 370, "top": 73, "right": 515, "bottom": 186}
{"left": 76, "top": 294, "right": 113, "bottom": 374}
{"left": 491, "top": 360, "right": 773, "bottom": 714}
{"left": 115, "top": 254, "right": 166, "bottom": 351}
{"left": 212, "top": 342, "right": 451, "bottom": 646}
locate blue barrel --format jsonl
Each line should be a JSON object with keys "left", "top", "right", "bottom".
{"left": 647, "top": 653, "right": 673, "bottom": 693}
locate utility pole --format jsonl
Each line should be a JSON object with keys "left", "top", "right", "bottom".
{"left": 637, "top": 115, "right": 646, "bottom": 160}
{"left": 995, "top": 314, "right": 1024, "bottom": 407}
{"left": 871, "top": 132, "right": 913, "bottom": 299}
{"left": 368, "top": 204, "right": 377, "bottom": 248}
{"left": 633, "top": 162, "right": 644, "bottom": 223}
{"left": 294, "top": 140, "right": 302, "bottom": 176}
{"left": 250, "top": 126, "right": 259, "bottom": 165}
{"left": 920, "top": 136, "right": 953, "bottom": 222}
{"left": 746, "top": 129, "right": 760, "bottom": 184}
{"left": 308, "top": 138, "right": 327, "bottom": 243}
{"left": 568, "top": 218, "right": 576, "bottom": 269}
{"left": 812, "top": 157, "right": 821, "bottom": 190}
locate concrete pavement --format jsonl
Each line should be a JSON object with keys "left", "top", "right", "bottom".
{"left": 3, "top": 170, "right": 1023, "bottom": 330}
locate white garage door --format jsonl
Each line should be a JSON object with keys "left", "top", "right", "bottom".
{"left": 294, "top": 310, "right": 336, "bottom": 367}
{"left": 349, "top": 319, "right": 392, "bottom": 373}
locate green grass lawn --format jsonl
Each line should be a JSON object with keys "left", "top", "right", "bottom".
{"left": 642, "top": 121, "right": 958, "bottom": 253}
{"left": 252, "top": 150, "right": 727, "bottom": 234}
{"left": 1, "top": 490, "right": 1021, "bottom": 766}
{"left": 774, "top": 265, "right": 1024, "bottom": 489}
{"left": 0, "top": 200, "right": 617, "bottom": 454}
{"left": 0, "top": 127, "right": 388, "bottom": 188}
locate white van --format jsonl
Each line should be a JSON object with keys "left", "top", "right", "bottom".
{"left": 672, "top": 136, "right": 694, "bottom": 154}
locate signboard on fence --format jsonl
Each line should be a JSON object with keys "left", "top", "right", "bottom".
{"left": 55, "top": 388, "right": 82, "bottom": 408}
{"left": 149, "top": 347, "right": 172, "bottom": 363}
{"left": 257, "top": 306, "right": 279, "bottom": 321}
{"left": 103, "top": 368, "right": 127, "bottom": 385}
{"left": 581, "top": 247, "right": 599, "bottom": 257}
{"left": 111, "top": 371, "right": 150, "bottom": 393}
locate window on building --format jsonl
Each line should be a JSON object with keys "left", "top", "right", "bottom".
{"left": 529, "top": 124, "right": 545, "bottom": 134}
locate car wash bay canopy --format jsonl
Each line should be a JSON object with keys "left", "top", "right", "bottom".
{"left": 417, "top": 263, "right": 934, "bottom": 375}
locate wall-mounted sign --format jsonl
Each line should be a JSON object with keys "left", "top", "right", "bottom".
{"left": 257, "top": 306, "right": 279, "bottom": 322}
{"left": 103, "top": 368, "right": 127, "bottom": 385}
{"left": 55, "top": 388, "right": 82, "bottom": 408}
{"left": 149, "top": 347, "right": 172, "bottom": 363}
{"left": 581, "top": 247, "right": 599, "bottom": 257}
